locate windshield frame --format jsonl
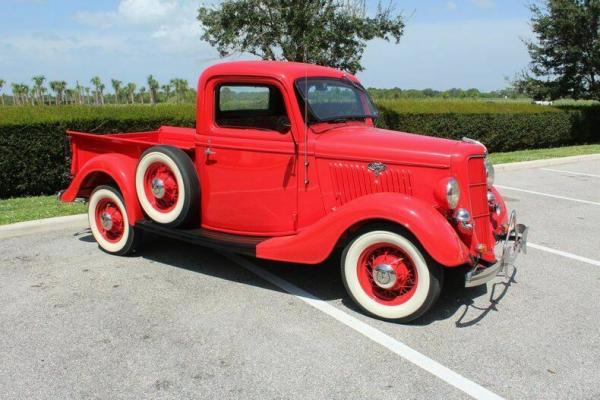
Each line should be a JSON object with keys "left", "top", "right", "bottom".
{"left": 294, "top": 76, "right": 379, "bottom": 124}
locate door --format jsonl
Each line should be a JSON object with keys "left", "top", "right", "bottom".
{"left": 197, "top": 80, "right": 298, "bottom": 235}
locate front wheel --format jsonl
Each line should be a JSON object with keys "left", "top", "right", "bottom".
{"left": 341, "top": 229, "right": 442, "bottom": 322}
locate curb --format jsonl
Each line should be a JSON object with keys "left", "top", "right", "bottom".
{"left": 494, "top": 153, "right": 600, "bottom": 171}
{"left": 0, "top": 214, "right": 88, "bottom": 239}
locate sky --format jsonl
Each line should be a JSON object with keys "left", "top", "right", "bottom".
{"left": 0, "top": 0, "right": 535, "bottom": 93}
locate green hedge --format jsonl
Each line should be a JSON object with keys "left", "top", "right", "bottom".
{"left": 0, "top": 105, "right": 195, "bottom": 199}
{"left": 1, "top": 103, "right": 599, "bottom": 199}
{"left": 376, "top": 104, "right": 600, "bottom": 152}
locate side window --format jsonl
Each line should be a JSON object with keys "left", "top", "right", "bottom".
{"left": 215, "top": 84, "right": 287, "bottom": 131}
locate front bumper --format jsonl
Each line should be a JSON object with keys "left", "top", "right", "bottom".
{"left": 465, "top": 210, "right": 528, "bottom": 288}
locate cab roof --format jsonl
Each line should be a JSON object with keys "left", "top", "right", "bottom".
{"left": 200, "top": 60, "right": 355, "bottom": 82}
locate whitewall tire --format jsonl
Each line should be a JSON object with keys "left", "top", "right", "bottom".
{"left": 341, "top": 228, "right": 442, "bottom": 322}
{"left": 135, "top": 146, "right": 199, "bottom": 227}
{"left": 89, "top": 186, "right": 140, "bottom": 256}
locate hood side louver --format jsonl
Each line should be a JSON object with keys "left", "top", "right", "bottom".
{"left": 329, "top": 162, "right": 412, "bottom": 206}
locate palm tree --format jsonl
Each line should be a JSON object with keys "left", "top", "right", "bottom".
{"left": 75, "top": 81, "right": 84, "bottom": 104}
{"left": 0, "top": 79, "right": 5, "bottom": 106}
{"left": 161, "top": 84, "right": 171, "bottom": 102}
{"left": 126, "top": 82, "right": 136, "bottom": 104}
{"left": 139, "top": 86, "right": 146, "bottom": 104}
{"left": 169, "top": 79, "right": 179, "bottom": 103}
{"left": 84, "top": 87, "right": 91, "bottom": 104}
{"left": 65, "top": 88, "right": 75, "bottom": 104}
{"left": 111, "top": 79, "right": 122, "bottom": 104}
{"left": 147, "top": 75, "right": 159, "bottom": 105}
{"left": 170, "top": 78, "right": 188, "bottom": 104}
{"left": 90, "top": 76, "right": 104, "bottom": 105}
{"left": 98, "top": 83, "right": 105, "bottom": 105}
{"left": 49, "top": 81, "right": 67, "bottom": 105}
{"left": 11, "top": 83, "right": 20, "bottom": 105}
{"left": 32, "top": 75, "right": 46, "bottom": 105}
{"left": 12, "top": 83, "right": 30, "bottom": 106}
{"left": 49, "top": 81, "right": 60, "bottom": 105}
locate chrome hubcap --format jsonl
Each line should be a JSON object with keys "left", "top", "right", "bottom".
{"left": 373, "top": 264, "right": 397, "bottom": 289}
{"left": 151, "top": 178, "right": 165, "bottom": 199}
{"left": 100, "top": 212, "right": 113, "bottom": 230}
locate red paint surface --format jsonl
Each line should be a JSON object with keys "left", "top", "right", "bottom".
{"left": 61, "top": 61, "right": 509, "bottom": 268}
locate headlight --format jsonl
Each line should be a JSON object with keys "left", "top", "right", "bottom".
{"left": 446, "top": 177, "right": 460, "bottom": 209}
{"left": 453, "top": 208, "right": 473, "bottom": 234}
{"left": 484, "top": 158, "right": 495, "bottom": 188}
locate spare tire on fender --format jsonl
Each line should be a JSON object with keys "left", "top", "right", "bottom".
{"left": 135, "top": 145, "right": 199, "bottom": 227}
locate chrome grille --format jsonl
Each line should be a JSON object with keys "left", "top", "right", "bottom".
{"left": 468, "top": 157, "right": 493, "bottom": 247}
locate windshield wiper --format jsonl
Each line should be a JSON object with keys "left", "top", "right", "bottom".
{"left": 320, "top": 115, "right": 372, "bottom": 124}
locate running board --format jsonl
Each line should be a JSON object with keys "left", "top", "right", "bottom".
{"left": 135, "top": 220, "right": 270, "bottom": 257}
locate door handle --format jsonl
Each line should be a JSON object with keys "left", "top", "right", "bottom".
{"left": 204, "top": 140, "right": 216, "bottom": 157}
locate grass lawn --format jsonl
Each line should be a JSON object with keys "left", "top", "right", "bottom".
{"left": 0, "top": 195, "right": 86, "bottom": 225}
{"left": 488, "top": 144, "right": 600, "bottom": 164}
{"left": 0, "top": 144, "right": 598, "bottom": 226}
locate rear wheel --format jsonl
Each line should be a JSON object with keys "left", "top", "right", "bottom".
{"left": 341, "top": 228, "right": 442, "bottom": 322}
{"left": 88, "top": 185, "right": 140, "bottom": 256}
{"left": 135, "top": 145, "right": 199, "bottom": 227}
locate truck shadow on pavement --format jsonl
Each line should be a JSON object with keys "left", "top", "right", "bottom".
{"left": 77, "top": 231, "right": 517, "bottom": 327}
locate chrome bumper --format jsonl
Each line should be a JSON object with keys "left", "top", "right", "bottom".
{"left": 465, "top": 210, "right": 528, "bottom": 288}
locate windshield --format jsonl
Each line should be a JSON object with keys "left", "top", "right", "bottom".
{"left": 295, "top": 77, "right": 378, "bottom": 123}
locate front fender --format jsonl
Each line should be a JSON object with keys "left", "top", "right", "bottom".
{"left": 60, "top": 153, "right": 143, "bottom": 223}
{"left": 257, "top": 192, "right": 470, "bottom": 266}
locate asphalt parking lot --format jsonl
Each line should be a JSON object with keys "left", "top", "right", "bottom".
{"left": 1, "top": 157, "right": 599, "bottom": 400}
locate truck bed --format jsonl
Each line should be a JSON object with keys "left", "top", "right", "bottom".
{"left": 67, "top": 125, "right": 196, "bottom": 175}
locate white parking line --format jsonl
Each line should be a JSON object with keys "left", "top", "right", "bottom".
{"left": 495, "top": 185, "right": 600, "bottom": 206}
{"left": 223, "top": 252, "right": 504, "bottom": 400}
{"left": 540, "top": 168, "right": 600, "bottom": 178}
{"left": 528, "top": 242, "right": 600, "bottom": 267}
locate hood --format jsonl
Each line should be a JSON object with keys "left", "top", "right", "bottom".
{"left": 313, "top": 125, "right": 486, "bottom": 168}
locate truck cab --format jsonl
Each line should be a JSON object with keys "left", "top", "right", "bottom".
{"left": 60, "top": 61, "right": 528, "bottom": 322}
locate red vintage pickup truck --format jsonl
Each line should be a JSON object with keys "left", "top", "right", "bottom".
{"left": 60, "top": 61, "right": 527, "bottom": 322}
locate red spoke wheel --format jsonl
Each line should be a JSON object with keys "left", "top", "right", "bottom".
{"left": 357, "top": 244, "right": 419, "bottom": 306}
{"left": 142, "top": 162, "right": 179, "bottom": 213}
{"left": 88, "top": 185, "right": 140, "bottom": 256}
{"left": 135, "top": 146, "right": 199, "bottom": 227}
{"left": 94, "top": 198, "right": 125, "bottom": 243}
{"left": 341, "top": 228, "right": 442, "bottom": 322}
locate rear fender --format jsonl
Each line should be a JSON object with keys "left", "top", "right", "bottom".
{"left": 256, "top": 192, "right": 469, "bottom": 266}
{"left": 60, "top": 153, "right": 143, "bottom": 223}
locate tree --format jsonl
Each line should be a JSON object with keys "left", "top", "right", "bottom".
{"left": 197, "top": 0, "right": 405, "bottom": 73}
{"left": 519, "top": 0, "right": 600, "bottom": 100}
{"left": 111, "top": 79, "right": 123, "bottom": 104}
{"left": 11, "top": 83, "right": 31, "bottom": 105}
{"left": 49, "top": 81, "right": 67, "bottom": 105}
{"left": 126, "top": 82, "right": 137, "bottom": 104}
{"left": 161, "top": 83, "right": 172, "bottom": 102}
{"left": 90, "top": 76, "right": 105, "bottom": 105}
{"left": 170, "top": 78, "right": 188, "bottom": 103}
{"left": 65, "top": 88, "right": 75, "bottom": 104}
{"left": 0, "top": 79, "right": 5, "bottom": 106}
{"left": 75, "top": 81, "right": 84, "bottom": 104}
{"left": 32, "top": 75, "right": 46, "bottom": 105}
{"left": 139, "top": 86, "right": 146, "bottom": 104}
{"left": 147, "top": 75, "right": 160, "bottom": 104}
